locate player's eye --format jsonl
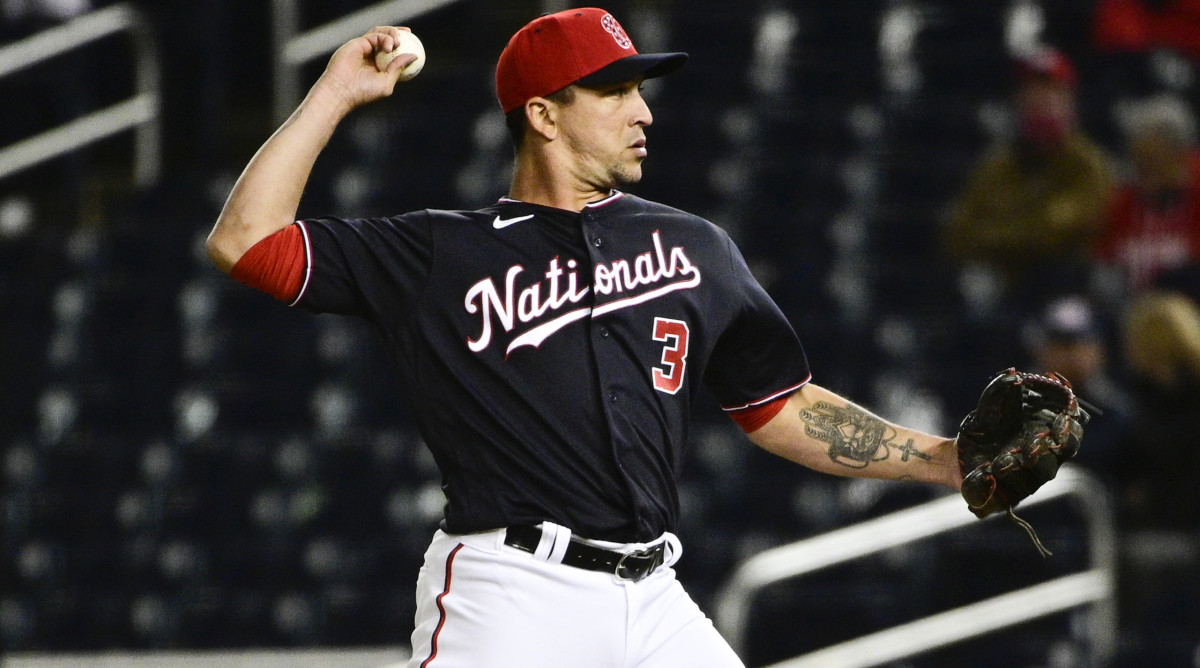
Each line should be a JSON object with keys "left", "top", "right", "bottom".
{"left": 606, "top": 81, "right": 641, "bottom": 98}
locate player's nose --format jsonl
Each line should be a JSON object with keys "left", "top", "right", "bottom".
{"left": 632, "top": 89, "right": 653, "bottom": 127}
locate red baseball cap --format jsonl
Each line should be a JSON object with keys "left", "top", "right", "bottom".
{"left": 496, "top": 8, "right": 688, "bottom": 114}
{"left": 1015, "top": 46, "right": 1077, "bottom": 88}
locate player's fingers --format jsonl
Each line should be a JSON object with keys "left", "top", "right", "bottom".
{"left": 366, "top": 25, "right": 402, "bottom": 36}
{"left": 365, "top": 25, "right": 402, "bottom": 53}
{"left": 387, "top": 53, "right": 419, "bottom": 74}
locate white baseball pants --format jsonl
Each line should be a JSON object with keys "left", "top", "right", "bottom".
{"left": 406, "top": 525, "right": 745, "bottom": 668}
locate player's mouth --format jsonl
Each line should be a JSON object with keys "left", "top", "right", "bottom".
{"left": 631, "top": 138, "right": 647, "bottom": 158}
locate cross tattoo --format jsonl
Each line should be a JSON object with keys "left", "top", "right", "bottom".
{"left": 895, "top": 438, "right": 930, "bottom": 462}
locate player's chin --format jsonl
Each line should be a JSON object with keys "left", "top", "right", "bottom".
{"left": 612, "top": 163, "right": 644, "bottom": 187}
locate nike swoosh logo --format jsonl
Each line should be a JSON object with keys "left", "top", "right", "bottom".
{"left": 492, "top": 214, "right": 534, "bottom": 229}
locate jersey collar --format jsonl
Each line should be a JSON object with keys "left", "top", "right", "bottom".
{"left": 497, "top": 190, "right": 626, "bottom": 210}
{"left": 585, "top": 191, "right": 625, "bottom": 208}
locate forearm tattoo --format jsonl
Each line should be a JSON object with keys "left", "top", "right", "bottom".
{"left": 799, "top": 402, "right": 931, "bottom": 471}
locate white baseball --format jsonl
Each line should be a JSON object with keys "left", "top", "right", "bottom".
{"left": 375, "top": 30, "right": 425, "bottom": 81}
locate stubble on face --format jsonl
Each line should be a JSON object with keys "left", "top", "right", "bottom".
{"left": 609, "top": 156, "right": 644, "bottom": 188}
{"left": 559, "top": 82, "right": 650, "bottom": 192}
{"left": 562, "top": 130, "right": 644, "bottom": 191}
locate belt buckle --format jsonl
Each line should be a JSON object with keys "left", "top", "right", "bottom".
{"left": 614, "top": 546, "right": 659, "bottom": 583}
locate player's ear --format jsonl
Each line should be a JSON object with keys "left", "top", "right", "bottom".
{"left": 525, "top": 97, "right": 558, "bottom": 141}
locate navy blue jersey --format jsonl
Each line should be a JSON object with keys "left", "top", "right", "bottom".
{"left": 295, "top": 191, "right": 810, "bottom": 542}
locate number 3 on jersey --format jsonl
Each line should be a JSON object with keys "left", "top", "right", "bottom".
{"left": 651, "top": 317, "right": 690, "bottom": 394}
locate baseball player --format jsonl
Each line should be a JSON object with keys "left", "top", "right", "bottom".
{"left": 205, "top": 8, "right": 964, "bottom": 667}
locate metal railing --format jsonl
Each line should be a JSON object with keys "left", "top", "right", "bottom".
{"left": 0, "top": 3, "right": 160, "bottom": 187}
{"left": 714, "top": 466, "right": 1117, "bottom": 667}
{"left": 271, "top": 0, "right": 463, "bottom": 123}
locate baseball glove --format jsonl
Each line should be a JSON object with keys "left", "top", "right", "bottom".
{"left": 955, "top": 368, "right": 1090, "bottom": 557}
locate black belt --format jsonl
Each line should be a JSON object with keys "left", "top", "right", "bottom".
{"left": 503, "top": 525, "right": 667, "bottom": 583}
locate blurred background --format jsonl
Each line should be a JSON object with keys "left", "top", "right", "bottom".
{"left": 3, "top": 0, "right": 1200, "bottom": 666}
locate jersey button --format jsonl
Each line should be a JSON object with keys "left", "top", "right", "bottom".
{"left": 608, "top": 392, "right": 618, "bottom": 402}
{"left": 592, "top": 237, "right": 603, "bottom": 248}
{"left": 599, "top": 327, "right": 610, "bottom": 338}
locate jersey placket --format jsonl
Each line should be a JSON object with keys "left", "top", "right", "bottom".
{"left": 580, "top": 205, "right": 665, "bottom": 540}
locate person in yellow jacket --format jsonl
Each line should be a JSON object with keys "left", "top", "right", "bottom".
{"left": 945, "top": 46, "right": 1113, "bottom": 301}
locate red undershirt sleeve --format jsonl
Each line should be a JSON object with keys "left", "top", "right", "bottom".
{"left": 229, "top": 224, "right": 307, "bottom": 303}
{"left": 728, "top": 395, "right": 789, "bottom": 433}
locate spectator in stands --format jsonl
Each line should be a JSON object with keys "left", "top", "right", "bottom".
{"left": 1119, "top": 289, "right": 1200, "bottom": 529}
{"left": 1093, "top": 0, "right": 1200, "bottom": 62}
{"left": 1096, "top": 95, "right": 1200, "bottom": 645}
{"left": 1115, "top": 288, "right": 1200, "bottom": 648}
{"left": 1095, "top": 94, "right": 1200, "bottom": 294}
{"left": 1023, "top": 295, "right": 1133, "bottom": 480}
{"left": 943, "top": 46, "right": 1114, "bottom": 308}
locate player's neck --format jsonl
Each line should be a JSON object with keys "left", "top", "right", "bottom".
{"left": 509, "top": 151, "right": 611, "bottom": 213}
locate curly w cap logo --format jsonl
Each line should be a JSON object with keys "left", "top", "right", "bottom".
{"left": 601, "top": 13, "right": 633, "bottom": 49}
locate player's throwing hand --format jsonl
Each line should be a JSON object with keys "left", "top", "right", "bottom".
{"left": 316, "top": 26, "right": 420, "bottom": 112}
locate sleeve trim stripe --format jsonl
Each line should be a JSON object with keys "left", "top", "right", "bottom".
{"left": 289, "top": 221, "right": 314, "bottom": 307}
{"left": 719, "top": 375, "right": 812, "bottom": 412}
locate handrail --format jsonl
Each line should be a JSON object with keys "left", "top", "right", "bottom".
{"left": 713, "top": 465, "right": 1117, "bottom": 667}
{"left": 271, "top": 0, "right": 463, "bottom": 123}
{"left": 767, "top": 570, "right": 1112, "bottom": 668}
{"left": 0, "top": 3, "right": 161, "bottom": 187}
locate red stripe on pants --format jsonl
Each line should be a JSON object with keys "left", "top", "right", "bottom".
{"left": 420, "top": 543, "right": 464, "bottom": 667}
